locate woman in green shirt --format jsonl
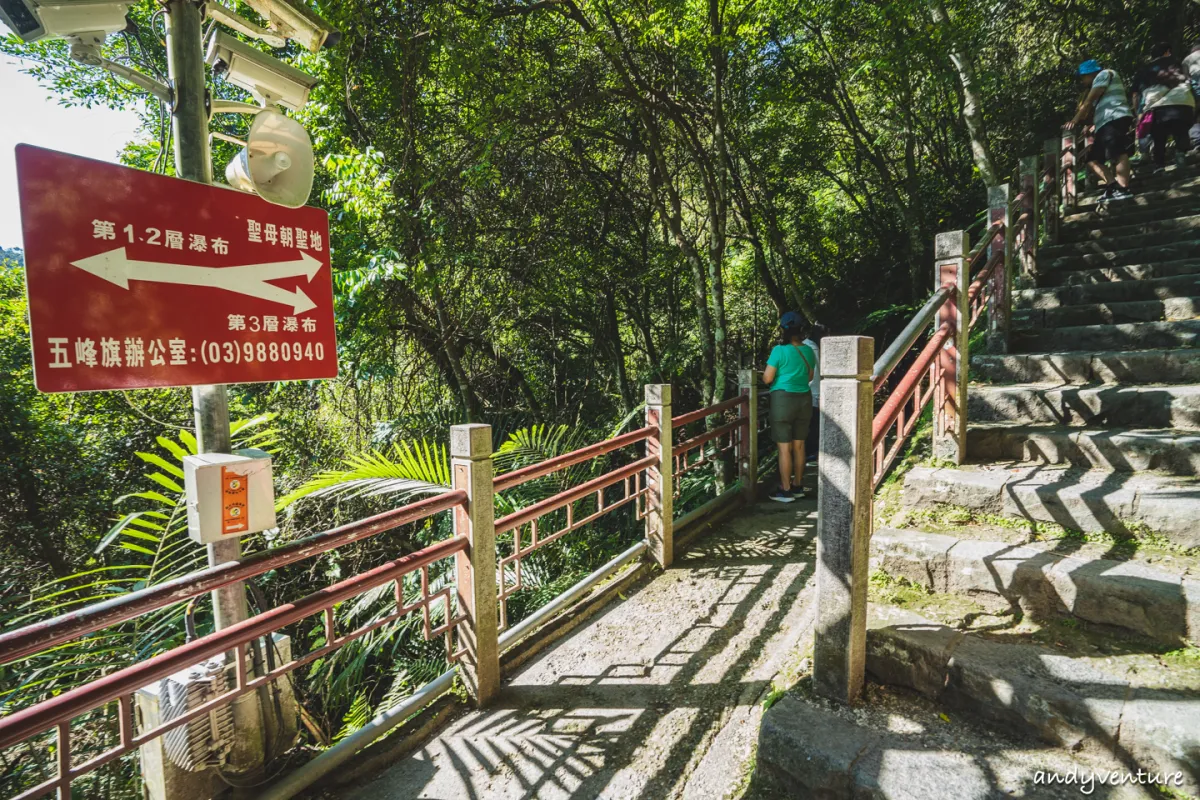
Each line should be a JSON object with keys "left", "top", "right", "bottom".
{"left": 763, "top": 312, "right": 816, "bottom": 502}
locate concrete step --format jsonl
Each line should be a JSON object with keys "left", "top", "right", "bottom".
{"left": 1016, "top": 273, "right": 1200, "bottom": 310}
{"left": 1014, "top": 296, "right": 1200, "bottom": 328}
{"left": 757, "top": 688, "right": 1154, "bottom": 799}
{"left": 1042, "top": 225, "right": 1200, "bottom": 259}
{"left": 865, "top": 606, "right": 1200, "bottom": 794}
{"left": 968, "top": 423, "right": 1200, "bottom": 476}
{"left": 1075, "top": 178, "right": 1200, "bottom": 210}
{"left": 1042, "top": 240, "right": 1200, "bottom": 273}
{"left": 967, "top": 384, "right": 1200, "bottom": 429}
{"left": 1063, "top": 195, "right": 1200, "bottom": 228}
{"left": 1059, "top": 211, "right": 1200, "bottom": 244}
{"left": 1035, "top": 255, "right": 1200, "bottom": 287}
{"left": 971, "top": 347, "right": 1200, "bottom": 385}
{"left": 870, "top": 527, "right": 1200, "bottom": 645}
{"left": 902, "top": 465, "right": 1200, "bottom": 547}
{"left": 1012, "top": 319, "right": 1200, "bottom": 353}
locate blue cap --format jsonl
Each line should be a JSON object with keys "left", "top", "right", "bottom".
{"left": 1078, "top": 60, "right": 1102, "bottom": 76}
{"left": 780, "top": 311, "right": 804, "bottom": 329}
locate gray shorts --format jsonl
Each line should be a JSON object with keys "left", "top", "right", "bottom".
{"left": 769, "top": 390, "right": 813, "bottom": 444}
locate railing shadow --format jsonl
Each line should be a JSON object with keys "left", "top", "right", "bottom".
{"left": 344, "top": 501, "right": 818, "bottom": 800}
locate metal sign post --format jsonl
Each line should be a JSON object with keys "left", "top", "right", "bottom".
{"left": 167, "top": 0, "right": 257, "bottom": 774}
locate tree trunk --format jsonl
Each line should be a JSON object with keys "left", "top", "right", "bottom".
{"left": 928, "top": 0, "right": 998, "bottom": 187}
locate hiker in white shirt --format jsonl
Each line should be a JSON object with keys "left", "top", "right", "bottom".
{"left": 1131, "top": 43, "right": 1195, "bottom": 171}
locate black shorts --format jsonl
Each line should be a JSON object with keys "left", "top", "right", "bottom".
{"left": 1086, "top": 117, "right": 1134, "bottom": 164}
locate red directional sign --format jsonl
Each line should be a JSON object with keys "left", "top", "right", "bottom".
{"left": 15, "top": 145, "right": 338, "bottom": 393}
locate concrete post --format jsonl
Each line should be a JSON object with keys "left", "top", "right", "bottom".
{"left": 1043, "top": 138, "right": 1061, "bottom": 244}
{"left": 450, "top": 424, "right": 500, "bottom": 706}
{"left": 737, "top": 370, "right": 760, "bottom": 503}
{"left": 813, "top": 336, "right": 874, "bottom": 705}
{"left": 1061, "top": 128, "right": 1077, "bottom": 212}
{"left": 986, "top": 183, "right": 1011, "bottom": 354}
{"left": 645, "top": 385, "right": 674, "bottom": 568}
{"left": 1019, "top": 155, "right": 1039, "bottom": 277}
{"left": 934, "top": 231, "right": 969, "bottom": 464}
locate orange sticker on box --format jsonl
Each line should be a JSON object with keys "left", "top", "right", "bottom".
{"left": 221, "top": 466, "right": 249, "bottom": 535}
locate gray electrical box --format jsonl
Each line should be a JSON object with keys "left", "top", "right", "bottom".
{"left": 183, "top": 449, "right": 276, "bottom": 544}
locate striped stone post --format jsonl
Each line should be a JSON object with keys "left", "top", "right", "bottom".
{"left": 987, "top": 183, "right": 1011, "bottom": 354}
{"left": 645, "top": 384, "right": 674, "bottom": 568}
{"left": 1061, "top": 128, "right": 1077, "bottom": 212}
{"left": 813, "top": 336, "right": 874, "bottom": 704}
{"left": 1019, "top": 155, "right": 1039, "bottom": 277}
{"left": 451, "top": 424, "right": 500, "bottom": 706}
{"left": 738, "top": 370, "right": 760, "bottom": 503}
{"left": 933, "top": 231, "right": 969, "bottom": 465}
{"left": 1043, "top": 138, "right": 1061, "bottom": 244}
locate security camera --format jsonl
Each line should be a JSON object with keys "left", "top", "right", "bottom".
{"left": 205, "top": 28, "right": 318, "bottom": 111}
{"left": 239, "top": 0, "right": 340, "bottom": 52}
{"left": 0, "top": 0, "right": 130, "bottom": 44}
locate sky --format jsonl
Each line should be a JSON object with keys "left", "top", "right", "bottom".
{"left": 1, "top": 57, "right": 143, "bottom": 248}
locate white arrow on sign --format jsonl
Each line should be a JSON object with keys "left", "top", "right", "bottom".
{"left": 69, "top": 247, "right": 323, "bottom": 314}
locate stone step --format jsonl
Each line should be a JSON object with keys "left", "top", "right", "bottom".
{"left": 971, "top": 347, "right": 1200, "bottom": 385}
{"left": 1059, "top": 211, "right": 1200, "bottom": 245}
{"left": 1035, "top": 256, "right": 1200, "bottom": 288}
{"left": 902, "top": 465, "right": 1200, "bottom": 547}
{"left": 1042, "top": 240, "right": 1200, "bottom": 273}
{"left": 865, "top": 606, "right": 1200, "bottom": 794}
{"left": 1011, "top": 319, "right": 1200, "bottom": 353}
{"left": 1016, "top": 273, "right": 1200, "bottom": 310}
{"left": 968, "top": 423, "right": 1200, "bottom": 476}
{"left": 1075, "top": 178, "right": 1200, "bottom": 211}
{"left": 1014, "top": 296, "right": 1200, "bottom": 329}
{"left": 757, "top": 688, "right": 1154, "bottom": 799}
{"left": 870, "top": 527, "right": 1200, "bottom": 645}
{"left": 1063, "top": 195, "right": 1200, "bottom": 228}
{"left": 967, "top": 384, "right": 1200, "bottom": 430}
{"left": 1042, "top": 225, "right": 1200, "bottom": 259}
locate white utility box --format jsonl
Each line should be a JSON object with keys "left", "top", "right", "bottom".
{"left": 183, "top": 449, "right": 276, "bottom": 544}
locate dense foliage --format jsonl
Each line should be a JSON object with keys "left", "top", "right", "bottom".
{"left": 2, "top": 0, "right": 1197, "bottom": 780}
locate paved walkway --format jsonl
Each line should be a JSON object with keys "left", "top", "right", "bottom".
{"left": 344, "top": 495, "right": 818, "bottom": 800}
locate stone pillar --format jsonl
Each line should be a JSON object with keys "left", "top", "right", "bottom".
{"left": 933, "top": 231, "right": 969, "bottom": 464}
{"left": 738, "top": 370, "right": 760, "bottom": 503}
{"left": 645, "top": 385, "right": 674, "bottom": 568}
{"left": 1043, "top": 138, "right": 1060, "bottom": 244}
{"left": 1061, "top": 128, "right": 1077, "bottom": 212}
{"left": 451, "top": 424, "right": 500, "bottom": 706}
{"left": 813, "top": 336, "right": 874, "bottom": 705}
{"left": 986, "top": 183, "right": 1011, "bottom": 354}
{"left": 1018, "top": 155, "right": 1039, "bottom": 277}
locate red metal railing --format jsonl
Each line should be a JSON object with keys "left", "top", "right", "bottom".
{"left": 0, "top": 392, "right": 750, "bottom": 799}
{"left": 870, "top": 214, "right": 1010, "bottom": 485}
{"left": 494, "top": 450, "right": 655, "bottom": 630}
{"left": 0, "top": 498, "right": 468, "bottom": 800}
{"left": 671, "top": 395, "right": 749, "bottom": 494}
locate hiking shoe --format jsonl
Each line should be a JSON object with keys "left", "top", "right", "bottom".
{"left": 1109, "top": 187, "right": 1135, "bottom": 201}
{"left": 769, "top": 487, "right": 794, "bottom": 503}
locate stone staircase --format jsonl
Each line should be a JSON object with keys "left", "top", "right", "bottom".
{"left": 756, "top": 164, "right": 1200, "bottom": 799}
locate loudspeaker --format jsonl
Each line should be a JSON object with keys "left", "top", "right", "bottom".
{"left": 224, "top": 109, "right": 314, "bottom": 208}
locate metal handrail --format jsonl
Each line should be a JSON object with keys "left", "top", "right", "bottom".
{"left": 872, "top": 321, "right": 954, "bottom": 447}
{"left": 0, "top": 490, "right": 468, "bottom": 667}
{"left": 0, "top": 533, "right": 469, "bottom": 785}
{"left": 871, "top": 283, "right": 953, "bottom": 391}
{"left": 495, "top": 454, "right": 657, "bottom": 535}
{"left": 671, "top": 395, "right": 745, "bottom": 428}
{"left": 494, "top": 425, "right": 654, "bottom": 492}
